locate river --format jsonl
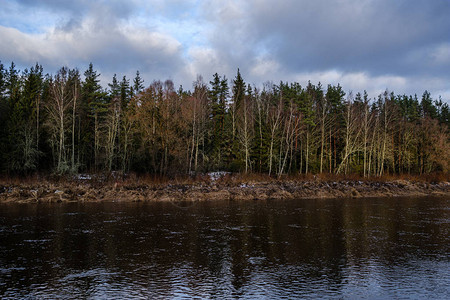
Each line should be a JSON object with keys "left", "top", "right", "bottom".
{"left": 1, "top": 197, "right": 449, "bottom": 299}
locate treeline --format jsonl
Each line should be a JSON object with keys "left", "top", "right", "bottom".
{"left": 0, "top": 61, "right": 449, "bottom": 177}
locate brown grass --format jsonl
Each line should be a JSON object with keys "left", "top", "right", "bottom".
{"left": 0, "top": 173, "right": 48, "bottom": 186}
{"left": 0, "top": 171, "right": 448, "bottom": 188}
{"left": 282, "top": 172, "right": 450, "bottom": 183}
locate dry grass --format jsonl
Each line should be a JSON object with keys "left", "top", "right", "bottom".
{"left": 281, "top": 172, "right": 449, "bottom": 183}
{"left": 0, "top": 173, "right": 48, "bottom": 186}
{"left": 0, "top": 171, "right": 448, "bottom": 188}
{"left": 219, "top": 172, "right": 274, "bottom": 184}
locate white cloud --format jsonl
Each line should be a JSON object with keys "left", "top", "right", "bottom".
{"left": 250, "top": 57, "right": 280, "bottom": 78}
{"left": 186, "top": 47, "right": 220, "bottom": 75}
{"left": 0, "top": 12, "right": 185, "bottom": 82}
{"left": 431, "top": 43, "right": 450, "bottom": 65}
{"left": 0, "top": 26, "right": 49, "bottom": 62}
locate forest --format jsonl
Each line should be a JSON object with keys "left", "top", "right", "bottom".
{"left": 0, "top": 61, "right": 449, "bottom": 178}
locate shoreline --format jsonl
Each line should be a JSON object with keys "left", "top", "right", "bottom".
{"left": 0, "top": 179, "right": 448, "bottom": 203}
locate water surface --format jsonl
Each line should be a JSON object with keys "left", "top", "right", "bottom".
{"left": 1, "top": 197, "right": 449, "bottom": 299}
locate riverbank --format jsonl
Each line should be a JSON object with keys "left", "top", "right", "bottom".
{"left": 0, "top": 174, "right": 448, "bottom": 203}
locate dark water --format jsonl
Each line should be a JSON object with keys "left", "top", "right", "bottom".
{"left": 0, "top": 197, "right": 449, "bottom": 299}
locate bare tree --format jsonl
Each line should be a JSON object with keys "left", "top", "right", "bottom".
{"left": 267, "top": 91, "right": 283, "bottom": 176}
{"left": 336, "top": 93, "right": 363, "bottom": 174}
{"left": 277, "top": 101, "right": 300, "bottom": 177}
{"left": 317, "top": 95, "right": 331, "bottom": 173}
{"left": 71, "top": 76, "right": 80, "bottom": 172}
{"left": 237, "top": 85, "right": 255, "bottom": 173}
{"left": 46, "top": 68, "right": 73, "bottom": 173}
{"left": 378, "top": 91, "right": 396, "bottom": 176}
{"left": 105, "top": 96, "right": 121, "bottom": 171}
{"left": 361, "top": 92, "right": 373, "bottom": 177}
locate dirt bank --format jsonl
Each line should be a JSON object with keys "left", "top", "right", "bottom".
{"left": 0, "top": 179, "right": 448, "bottom": 203}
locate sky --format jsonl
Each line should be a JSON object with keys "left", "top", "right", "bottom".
{"left": 0, "top": 0, "right": 449, "bottom": 101}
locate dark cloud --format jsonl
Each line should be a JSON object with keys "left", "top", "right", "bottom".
{"left": 243, "top": 0, "right": 450, "bottom": 77}
{"left": 192, "top": 0, "right": 450, "bottom": 99}
{"left": 16, "top": 0, "right": 91, "bottom": 16}
{"left": 17, "top": 0, "right": 135, "bottom": 20}
{"left": 56, "top": 17, "right": 82, "bottom": 32}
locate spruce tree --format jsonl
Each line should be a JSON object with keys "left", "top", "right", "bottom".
{"left": 132, "top": 70, "right": 144, "bottom": 96}
{"left": 421, "top": 90, "right": 437, "bottom": 119}
{"left": 232, "top": 69, "right": 245, "bottom": 110}
{"left": 81, "top": 63, "right": 106, "bottom": 171}
{"left": 108, "top": 74, "right": 120, "bottom": 99}
{"left": 120, "top": 75, "right": 131, "bottom": 111}
{"left": 5, "top": 63, "right": 44, "bottom": 173}
{"left": 0, "top": 61, "right": 5, "bottom": 97}
{"left": 326, "top": 84, "right": 345, "bottom": 172}
{"left": 230, "top": 69, "right": 246, "bottom": 170}
{"left": 209, "top": 73, "right": 228, "bottom": 168}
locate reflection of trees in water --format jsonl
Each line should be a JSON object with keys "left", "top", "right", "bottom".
{"left": 0, "top": 198, "right": 448, "bottom": 298}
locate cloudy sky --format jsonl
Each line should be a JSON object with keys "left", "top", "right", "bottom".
{"left": 1, "top": 0, "right": 449, "bottom": 100}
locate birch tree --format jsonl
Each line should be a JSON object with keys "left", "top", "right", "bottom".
{"left": 237, "top": 84, "right": 255, "bottom": 173}
{"left": 336, "top": 92, "right": 363, "bottom": 174}
{"left": 267, "top": 89, "right": 282, "bottom": 176}
{"left": 105, "top": 96, "right": 121, "bottom": 171}
{"left": 46, "top": 67, "right": 73, "bottom": 173}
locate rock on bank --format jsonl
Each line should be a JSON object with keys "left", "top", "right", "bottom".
{"left": 0, "top": 180, "right": 449, "bottom": 203}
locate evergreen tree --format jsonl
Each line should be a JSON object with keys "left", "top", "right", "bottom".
{"left": 0, "top": 61, "right": 6, "bottom": 97}
{"left": 120, "top": 75, "right": 131, "bottom": 111}
{"left": 132, "top": 70, "right": 144, "bottom": 96}
{"left": 5, "top": 63, "right": 44, "bottom": 173}
{"left": 0, "top": 61, "right": 8, "bottom": 171}
{"left": 232, "top": 69, "right": 245, "bottom": 110}
{"left": 435, "top": 97, "right": 449, "bottom": 127}
{"left": 230, "top": 69, "right": 246, "bottom": 170}
{"left": 421, "top": 90, "right": 437, "bottom": 119}
{"left": 326, "top": 84, "right": 345, "bottom": 172}
{"left": 81, "top": 63, "right": 106, "bottom": 170}
{"left": 408, "top": 95, "right": 419, "bottom": 122}
{"left": 252, "top": 84, "right": 271, "bottom": 173}
{"left": 209, "top": 73, "right": 228, "bottom": 168}
{"left": 108, "top": 74, "right": 120, "bottom": 99}
{"left": 6, "top": 62, "right": 20, "bottom": 109}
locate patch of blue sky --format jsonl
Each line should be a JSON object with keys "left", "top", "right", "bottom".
{"left": 0, "top": 1, "right": 59, "bottom": 34}
{"left": 137, "top": 0, "right": 202, "bottom": 20}
{"left": 132, "top": 9, "right": 209, "bottom": 60}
